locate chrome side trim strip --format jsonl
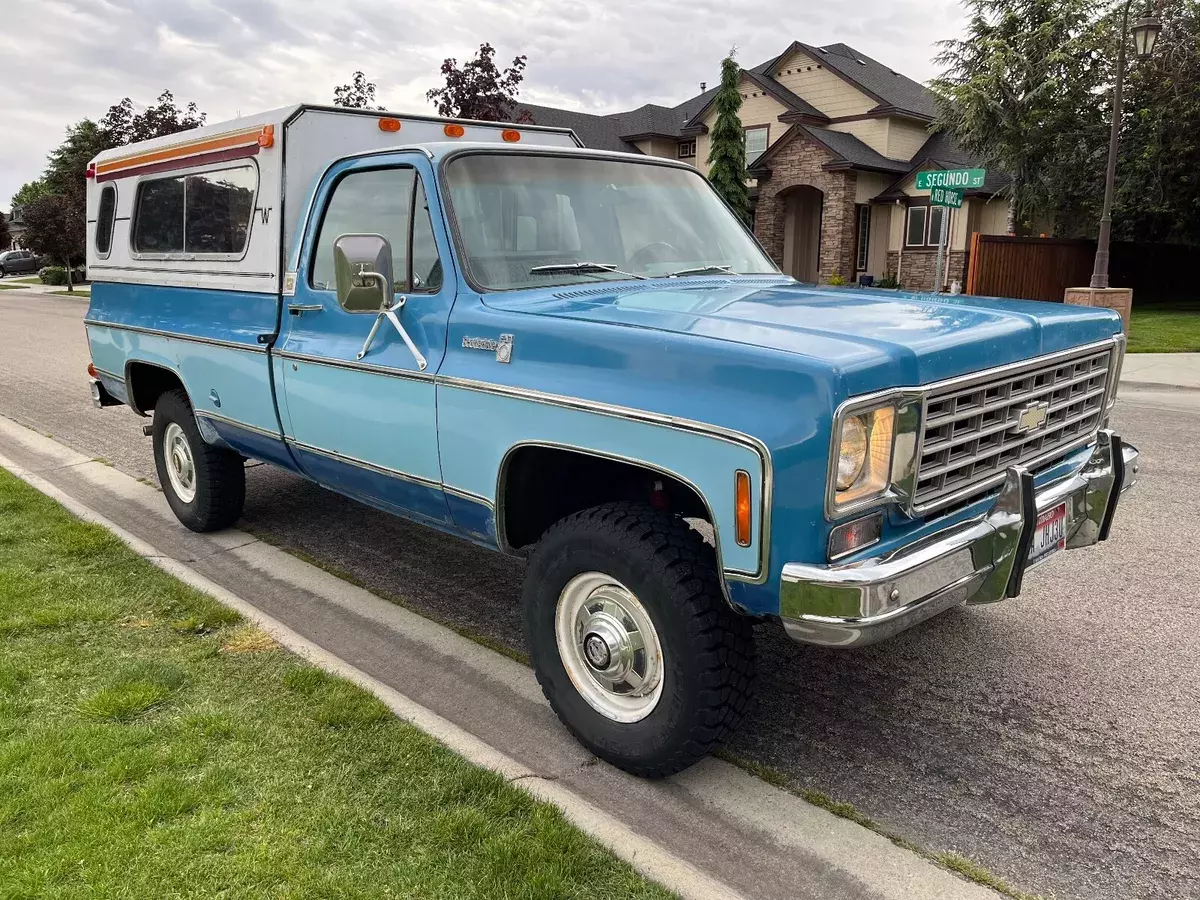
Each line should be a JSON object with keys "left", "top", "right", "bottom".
{"left": 83, "top": 320, "right": 268, "bottom": 354}
{"left": 285, "top": 437, "right": 442, "bottom": 491}
{"left": 277, "top": 350, "right": 435, "bottom": 382}
{"left": 443, "top": 484, "right": 493, "bottom": 508}
{"left": 441, "top": 377, "right": 773, "bottom": 583}
{"left": 195, "top": 410, "right": 281, "bottom": 441}
{"left": 91, "top": 366, "right": 125, "bottom": 383}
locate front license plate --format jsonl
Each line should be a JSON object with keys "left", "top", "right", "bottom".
{"left": 1027, "top": 501, "right": 1068, "bottom": 567}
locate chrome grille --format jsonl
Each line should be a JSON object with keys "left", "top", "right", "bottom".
{"left": 914, "top": 345, "right": 1114, "bottom": 512}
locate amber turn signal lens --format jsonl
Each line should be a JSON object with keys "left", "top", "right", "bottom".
{"left": 444, "top": 123, "right": 465, "bottom": 138}
{"left": 87, "top": 363, "right": 97, "bottom": 378}
{"left": 501, "top": 129, "right": 521, "bottom": 142}
{"left": 378, "top": 118, "right": 401, "bottom": 133}
{"left": 735, "top": 470, "right": 752, "bottom": 547}
{"left": 258, "top": 125, "right": 275, "bottom": 148}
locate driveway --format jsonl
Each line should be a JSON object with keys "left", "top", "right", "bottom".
{"left": 1, "top": 292, "right": 1196, "bottom": 900}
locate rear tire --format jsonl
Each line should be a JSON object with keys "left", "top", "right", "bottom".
{"left": 152, "top": 389, "right": 245, "bottom": 532}
{"left": 523, "top": 502, "right": 755, "bottom": 778}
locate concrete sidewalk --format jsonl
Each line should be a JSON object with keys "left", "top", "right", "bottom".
{"left": 1121, "top": 353, "right": 1200, "bottom": 391}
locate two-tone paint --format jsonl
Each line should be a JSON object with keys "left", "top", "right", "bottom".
{"left": 84, "top": 139, "right": 1128, "bottom": 620}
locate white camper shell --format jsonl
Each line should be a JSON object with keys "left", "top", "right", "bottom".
{"left": 85, "top": 105, "right": 581, "bottom": 294}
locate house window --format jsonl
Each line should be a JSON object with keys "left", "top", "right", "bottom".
{"left": 905, "top": 206, "right": 927, "bottom": 247}
{"left": 678, "top": 141, "right": 696, "bottom": 159}
{"left": 928, "top": 206, "right": 948, "bottom": 246}
{"left": 855, "top": 205, "right": 870, "bottom": 271}
{"left": 744, "top": 126, "right": 768, "bottom": 163}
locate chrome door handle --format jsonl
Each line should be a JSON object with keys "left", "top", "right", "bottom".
{"left": 288, "top": 304, "right": 323, "bottom": 316}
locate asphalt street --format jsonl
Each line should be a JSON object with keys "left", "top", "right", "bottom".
{"left": 2, "top": 291, "right": 1197, "bottom": 900}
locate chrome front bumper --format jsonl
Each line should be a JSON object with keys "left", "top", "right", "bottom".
{"left": 780, "top": 430, "right": 1138, "bottom": 648}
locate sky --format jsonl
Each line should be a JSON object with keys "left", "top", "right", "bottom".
{"left": 0, "top": 0, "right": 967, "bottom": 212}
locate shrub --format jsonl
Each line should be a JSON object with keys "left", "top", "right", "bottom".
{"left": 874, "top": 275, "right": 901, "bottom": 289}
{"left": 38, "top": 266, "right": 67, "bottom": 285}
{"left": 37, "top": 265, "right": 86, "bottom": 285}
{"left": 826, "top": 271, "right": 848, "bottom": 287}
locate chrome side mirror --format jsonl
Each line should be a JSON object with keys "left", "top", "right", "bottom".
{"left": 334, "top": 233, "right": 394, "bottom": 312}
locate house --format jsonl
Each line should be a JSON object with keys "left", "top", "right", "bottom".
{"left": 5, "top": 205, "right": 28, "bottom": 250}
{"left": 522, "top": 41, "right": 1010, "bottom": 290}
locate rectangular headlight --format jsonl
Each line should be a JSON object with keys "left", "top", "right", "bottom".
{"left": 826, "top": 393, "right": 922, "bottom": 519}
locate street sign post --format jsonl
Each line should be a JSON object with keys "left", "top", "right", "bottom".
{"left": 916, "top": 168, "right": 986, "bottom": 190}
{"left": 930, "top": 186, "right": 963, "bottom": 209}
{"left": 917, "top": 169, "right": 983, "bottom": 292}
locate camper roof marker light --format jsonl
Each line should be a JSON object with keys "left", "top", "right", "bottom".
{"left": 85, "top": 163, "right": 96, "bottom": 179}
{"left": 378, "top": 117, "right": 401, "bottom": 133}
{"left": 258, "top": 125, "right": 275, "bottom": 148}
{"left": 444, "top": 124, "right": 465, "bottom": 138}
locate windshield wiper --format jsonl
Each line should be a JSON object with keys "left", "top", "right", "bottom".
{"left": 664, "top": 264, "right": 735, "bottom": 278}
{"left": 529, "top": 262, "right": 648, "bottom": 280}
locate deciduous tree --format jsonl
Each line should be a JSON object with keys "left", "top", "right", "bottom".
{"left": 426, "top": 43, "right": 532, "bottom": 122}
{"left": 333, "top": 72, "right": 382, "bottom": 110}
{"left": 12, "top": 180, "right": 49, "bottom": 209}
{"left": 0, "top": 212, "right": 10, "bottom": 251}
{"left": 706, "top": 51, "right": 749, "bottom": 223}
{"left": 22, "top": 193, "right": 85, "bottom": 291}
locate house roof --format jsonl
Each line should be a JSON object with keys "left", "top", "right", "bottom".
{"left": 519, "top": 39, "right": 974, "bottom": 174}
{"left": 805, "top": 43, "right": 938, "bottom": 120}
{"left": 873, "top": 130, "right": 1011, "bottom": 199}
{"left": 748, "top": 124, "right": 912, "bottom": 177}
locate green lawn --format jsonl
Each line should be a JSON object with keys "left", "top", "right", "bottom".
{"left": 0, "top": 468, "right": 672, "bottom": 900}
{"left": 48, "top": 288, "right": 90, "bottom": 298}
{"left": 6, "top": 277, "right": 42, "bottom": 284}
{"left": 0, "top": 284, "right": 29, "bottom": 291}
{"left": 1127, "top": 305, "right": 1200, "bottom": 353}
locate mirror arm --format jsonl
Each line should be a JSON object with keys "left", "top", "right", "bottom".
{"left": 355, "top": 289, "right": 428, "bottom": 372}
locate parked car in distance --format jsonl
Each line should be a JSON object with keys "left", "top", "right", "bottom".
{"left": 83, "top": 105, "right": 1140, "bottom": 778}
{"left": 0, "top": 249, "right": 41, "bottom": 276}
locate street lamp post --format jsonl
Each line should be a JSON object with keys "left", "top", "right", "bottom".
{"left": 1089, "top": 3, "right": 1162, "bottom": 289}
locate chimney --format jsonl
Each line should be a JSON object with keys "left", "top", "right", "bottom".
{"left": 700, "top": 81, "right": 707, "bottom": 92}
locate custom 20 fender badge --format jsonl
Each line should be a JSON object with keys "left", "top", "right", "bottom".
{"left": 462, "top": 333, "right": 514, "bottom": 363}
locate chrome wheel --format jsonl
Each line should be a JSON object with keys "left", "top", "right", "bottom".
{"left": 554, "top": 571, "right": 664, "bottom": 723}
{"left": 163, "top": 421, "right": 197, "bottom": 503}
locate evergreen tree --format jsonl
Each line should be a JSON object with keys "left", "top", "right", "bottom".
{"left": 706, "top": 51, "right": 749, "bottom": 222}
{"left": 931, "top": 0, "right": 1105, "bottom": 234}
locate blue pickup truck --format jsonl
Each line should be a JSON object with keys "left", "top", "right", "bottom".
{"left": 84, "top": 105, "right": 1138, "bottom": 776}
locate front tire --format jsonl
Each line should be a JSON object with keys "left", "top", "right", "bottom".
{"left": 523, "top": 502, "right": 755, "bottom": 778}
{"left": 152, "top": 389, "right": 245, "bottom": 532}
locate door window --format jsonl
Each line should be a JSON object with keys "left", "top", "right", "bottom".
{"left": 311, "top": 168, "right": 414, "bottom": 293}
{"left": 310, "top": 165, "right": 443, "bottom": 297}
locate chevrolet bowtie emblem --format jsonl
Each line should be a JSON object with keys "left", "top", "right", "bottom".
{"left": 1016, "top": 401, "right": 1050, "bottom": 433}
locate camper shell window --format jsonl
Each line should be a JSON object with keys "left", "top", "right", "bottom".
{"left": 95, "top": 185, "right": 117, "bottom": 257}
{"left": 132, "top": 163, "right": 258, "bottom": 256}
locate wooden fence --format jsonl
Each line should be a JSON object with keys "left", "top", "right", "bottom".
{"left": 965, "top": 234, "right": 1198, "bottom": 302}
{"left": 965, "top": 235, "right": 1093, "bottom": 302}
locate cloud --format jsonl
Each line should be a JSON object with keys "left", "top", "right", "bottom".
{"left": 0, "top": 0, "right": 965, "bottom": 211}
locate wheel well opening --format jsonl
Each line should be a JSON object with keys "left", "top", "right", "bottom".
{"left": 499, "top": 445, "right": 711, "bottom": 551}
{"left": 126, "top": 363, "right": 186, "bottom": 416}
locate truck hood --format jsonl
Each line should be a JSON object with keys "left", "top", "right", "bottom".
{"left": 484, "top": 278, "right": 1123, "bottom": 392}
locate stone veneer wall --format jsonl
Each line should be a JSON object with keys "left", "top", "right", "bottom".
{"left": 885, "top": 250, "right": 969, "bottom": 292}
{"left": 753, "top": 135, "right": 858, "bottom": 283}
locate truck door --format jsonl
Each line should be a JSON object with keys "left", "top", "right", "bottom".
{"left": 276, "top": 153, "right": 454, "bottom": 526}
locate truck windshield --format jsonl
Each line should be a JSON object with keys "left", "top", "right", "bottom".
{"left": 443, "top": 153, "right": 779, "bottom": 290}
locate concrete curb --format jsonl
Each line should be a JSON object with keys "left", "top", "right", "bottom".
{"left": 0, "top": 414, "right": 1003, "bottom": 900}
